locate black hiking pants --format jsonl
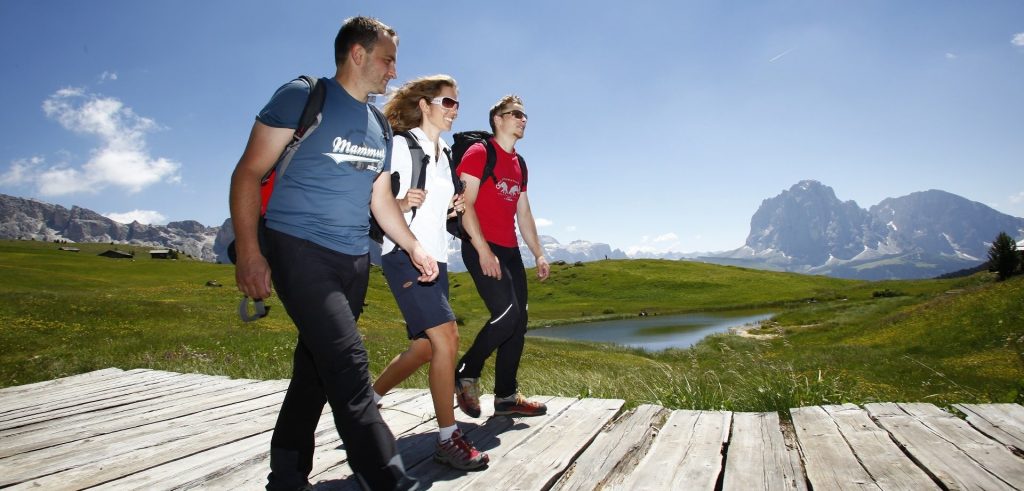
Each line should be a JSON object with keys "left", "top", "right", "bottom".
{"left": 264, "top": 229, "right": 410, "bottom": 491}
{"left": 456, "top": 241, "right": 529, "bottom": 398}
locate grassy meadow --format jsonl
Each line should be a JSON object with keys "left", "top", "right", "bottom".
{"left": 1, "top": 239, "right": 1021, "bottom": 413}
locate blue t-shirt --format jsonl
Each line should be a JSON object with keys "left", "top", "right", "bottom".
{"left": 257, "top": 77, "right": 392, "bottom": 255}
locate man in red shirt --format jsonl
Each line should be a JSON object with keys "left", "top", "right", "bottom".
{"left": 454, "top": 95, "right": 551, "bottom": 418}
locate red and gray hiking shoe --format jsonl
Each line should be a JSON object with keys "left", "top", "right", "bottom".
{"left": 434, "top": 429, "right": 489, "bottom": 470}
{"left": 493, "top": 393, "right": 547, "bottom": 416}
{"left": 456, "top": 378, "right": 481, "bottom": 418}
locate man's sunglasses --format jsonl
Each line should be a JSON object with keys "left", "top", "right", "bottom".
{"left": 430, "top": 96, "right": 459, "bottom": 110}
{"left": 500, "top": 110, "right": 528, "bottom": 120}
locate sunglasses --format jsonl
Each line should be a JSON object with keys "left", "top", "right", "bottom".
{"left": 500, "top": 109, "right": 528, "bottom": 120}
{"left": 430, "top": 96, "right": 459, "bottom": 110}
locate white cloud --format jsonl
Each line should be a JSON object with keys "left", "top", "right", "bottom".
{"left": 653, "top": 232, "right": 678, "bottom": 243}
{"left": 99, "top": 71, "right": 118, "bottom": 83}
{"left": 0, "top": 156, "right": 44, "bottom": 185}
{"left": 1013, "top": 33, "right": 1024, "bottom": 47}
{"left": 945, "top": 52, "right": 957, "bottom": 60}
{"left": 565, "top": 225, "right": 577, "bottom": 232}
{"left": 104, "top": 209, "right": 168, "bottom": 225}
{"left": 1010, "top": 191, "right": 1024, "bottom": 204}
{"left": 11, "top": 88, "right": 182, "bottom": 196}
{"left": 535, "top": 218, "right": 553, "bottom": 227}
{"left": 626, "top": 232, "right": 683, "bottom": 256}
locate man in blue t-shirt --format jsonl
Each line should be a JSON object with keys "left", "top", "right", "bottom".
{"left": 229, "top": 16, "right": 435, "bottom": 491}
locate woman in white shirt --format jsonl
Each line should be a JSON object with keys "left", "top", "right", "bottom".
{"left": 373, "top": 74, "right": 487, "bottom": 470}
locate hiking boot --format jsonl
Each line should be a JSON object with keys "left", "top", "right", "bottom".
{"left": 434, "top": 429, "right": 489, "bottom": 470}
{"left": 455, "top": 378, "right": 481, "bottom": 418}
{"left": 493, "top": 393, "right": 547, "bottom": 416}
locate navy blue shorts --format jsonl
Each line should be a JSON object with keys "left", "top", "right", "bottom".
{"left": 382, "top": 251, "right": 455, "bottom": 339}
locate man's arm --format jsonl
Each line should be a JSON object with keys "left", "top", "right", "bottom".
{"left": 370, "top": 173, "right": 439, "bottom": 282}
{"left": 459, "top": 175, "right": 502, "bottom": 280}
{"left": 228, "top": 121, "right": 293, "bottom": 299}
{"left": 516, "top": 191, "right": 550, "bottom": 281}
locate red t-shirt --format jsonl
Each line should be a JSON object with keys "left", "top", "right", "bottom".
{"left": 457, "top": 139, "right": 525, "bottom": 248}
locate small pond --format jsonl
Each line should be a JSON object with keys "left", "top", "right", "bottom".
{"left": 526, "top": 311, "right": 774, "bottom": 352}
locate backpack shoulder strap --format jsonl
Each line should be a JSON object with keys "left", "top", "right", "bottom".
{"left": 367, "top": 103, "right": 392, "bottom": 144}
{"left": 263, "top": 75, "right": 326, "bottom": 183}
{"left": 518, "top": 153, "right": 527, "bottom": 189}
{"left": 480, "top": 139, "right": 499, "bottom": 185}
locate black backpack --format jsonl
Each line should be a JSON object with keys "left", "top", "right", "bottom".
{"left": 228, "top": 75, "right": 391, "bottom": 264}
{"left": 446, "top": 131, "right": 527, "bottom": 239}
{"left": 368, "top": 130, "right": 432, "bottom": 246}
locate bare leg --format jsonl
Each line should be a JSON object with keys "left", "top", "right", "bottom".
{"left": 423, "top": 321, "right": 459, "bottom": 428}
{"left": 373, "top": 338, "right": 432, "bottom": 397}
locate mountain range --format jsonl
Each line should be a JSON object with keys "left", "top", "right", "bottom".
{"left": 2, "top": 182, "right": 1021, "bottom": 280}
{"left": 699, "top": 180, "right": 1024, "bottom": 279}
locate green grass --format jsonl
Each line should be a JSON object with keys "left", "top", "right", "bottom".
{"left": 1, "top": 239, "right": 1020, "bottom": 413}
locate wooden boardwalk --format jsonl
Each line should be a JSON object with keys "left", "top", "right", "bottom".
{"left": 2, "top": 369, "right": 1023, "bottom": 490}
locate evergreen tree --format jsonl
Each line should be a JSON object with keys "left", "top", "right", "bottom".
{"left": 987, "top": 231, "right": 1020, "bottom": 281}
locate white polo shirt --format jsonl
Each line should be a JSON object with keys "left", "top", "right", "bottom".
{"left": 382, "top": 127, "right": 455, "bottom": 262}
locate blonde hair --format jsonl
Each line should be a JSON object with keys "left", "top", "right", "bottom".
{"left": 383, "top": 74, "right": 458, "bottom": 133}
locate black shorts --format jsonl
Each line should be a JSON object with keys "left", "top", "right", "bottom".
{"left": 382, "top": 251, "right": 455, "bottom": 339}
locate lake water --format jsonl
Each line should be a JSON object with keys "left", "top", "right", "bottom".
{"left": 526, "top": 311, "right": 774, "bottom": 352}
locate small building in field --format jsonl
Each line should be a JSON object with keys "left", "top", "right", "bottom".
{"left": 99, "top": 249, "right": 133, "bottom": 259}
{"left": 149, "top": 249, "right": 178, "bottom": 260}
{"left": 58, "top": 246, "right": 80, "bottom": 252}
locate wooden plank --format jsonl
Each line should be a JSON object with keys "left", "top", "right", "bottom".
{"left": 955, "top": 403, "right": 1024, "bottom": 452}
{"left": 202, "top": 390, "right": 439, "bottom": 489}
{"left": 0, "top": 392, "right": 285, "bottom": 488}
{"left": 790, "top": 406, "right": 880, "bottom": 490}
{"left": 820, "top": 404, "right": 937, "bottom": 490}
{"left": 551, "top": 404, "right": 668, "bottom": 491}
{"left": 436, "top": 397, "right": 624, "bottom": 490}
{"left": 0, "top": 372, "right": 241, "bottom": 433}
{"left": 408, "top": 395, "right": 576, "bottom": 488}
{"left": 865, "top": 402, "right": 1017, "bottom": 490}
{"left": 0, "top": 369, "right": 185, "bottom": 423}
{"left": 0, "top": 368, "right": 125, "bottom": 397}
{"left": 619, "top": 409, "right": 731, "bottom": 490}
{"left": 0, "top": 379, "right": 285, "bottom": 458}
{"left": 897, "top": 403, "right": 1024, "bottom": 488}
{"left": 723, "top": 412, "right": 807, "bottom": 491}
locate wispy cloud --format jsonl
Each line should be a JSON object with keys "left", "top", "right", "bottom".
{"left": 626, "top": 232, "right": 683, "bottom": 256}
{"left": 104, "top": 209, "right": 167, "bottom": 225}
{"left": 1013, "top": 32, "right": 1024, "bottom": 47}
{"left": 5, "top": 87, "right": 181, "bottom": 196}
{"left": 1010, "top": 191, "right": 1024, "bottom": 204}
{"left": 945, "top": 52, "right": 957, "bottom": 60}
{"left": 769, "top": 48, "right": 795, "bottom": 63}
{"left": 99, "top": 71, "right": 118, "bottom": 83}
{"left": 535, "top": 218, "right": 553, "bottom": 227}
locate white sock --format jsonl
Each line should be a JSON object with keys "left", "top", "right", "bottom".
{"left": 373, "top": 391, "right": 383, "bottom": 405}
{"left": 439, "top": 424, "right": 458, "bottom": 442}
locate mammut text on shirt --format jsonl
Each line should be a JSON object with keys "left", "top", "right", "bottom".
{"left": 257, "top": 77, "right": 392, "bottom": 256}
{"left": 457, "top": 139, "right": 524, "bottom": 248}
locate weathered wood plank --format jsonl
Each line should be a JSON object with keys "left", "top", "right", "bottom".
{"left": 791, "top": 406, "right": 880, "bottom": 490}
{"left": 865, "top": 402, "right": 1018, "bottom": 490}
{"left": 819, "top": 404, "right": 938, "bottom": 490}
{"left": 618, "top": 409, "right": 731, "bottom": 490}
{"left": 955, "top": 403, "right": 1024, "bottom": 452}
{"left": 550, "top": 404, "right": 668, "bottom": 491}
{"left": 0, "top": 369, "right": 185, "bottom": 423}
{"left": 723, "top": 411, "right": 807, "bottom": 491}
{"left": 0, "top": 379, "right": 285, "bottom": 458}
{"left": 1, "top": 392, "right": 285, "bottom": 488}
{"left": 408, "top": 395, "right": 576, "bottom": 489}
{"left": 201, "top": 389, "right": 439, "bottom": 489}
{"left": 436, "top": 398, "right": 624, "bottom": 490}
{"left": 0, "top": 373, "right": 245, "bottom": 435}
{"left": 0, "top": 368, "right": 125, "bottom": 397}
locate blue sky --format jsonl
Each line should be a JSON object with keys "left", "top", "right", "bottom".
{"left": 1, "top": 1, "right": 1022, "bottom": 255}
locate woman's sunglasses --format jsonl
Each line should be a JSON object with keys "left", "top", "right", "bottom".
{"left": 430, "top": 96, "right": 460, "bottom": 110}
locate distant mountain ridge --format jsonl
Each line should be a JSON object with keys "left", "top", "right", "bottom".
{"left": 3, "top": 183, "right": 1021, "bottom": 280}
{"left": 701, "top": 180, "right": 1024, "bottom": 279}
{"left": 0, "top": 194, "right": 219, "bottom": 261}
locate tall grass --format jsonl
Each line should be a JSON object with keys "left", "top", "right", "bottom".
{"left": 1, "top": 239, "right": 1020, "bottom": 412}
